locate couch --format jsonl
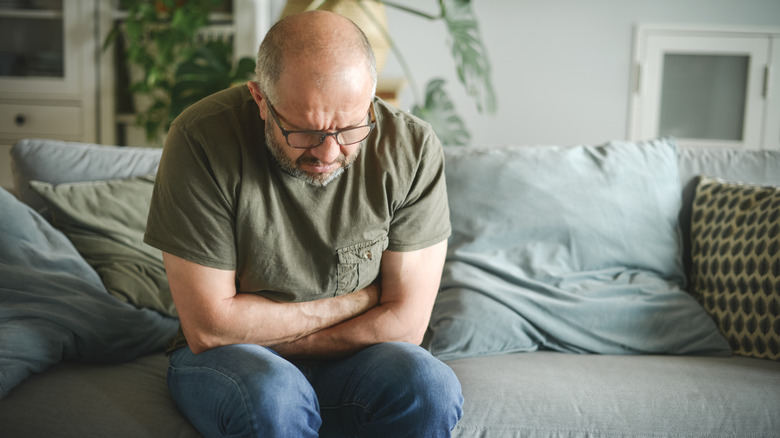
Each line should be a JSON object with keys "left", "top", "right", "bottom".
{"left": 1, "top": 137, "right": 778, "bottom": 438}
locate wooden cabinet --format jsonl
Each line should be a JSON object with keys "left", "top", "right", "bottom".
{"left": 0, "top": 0, "right": 271, "bottom": 190}
{"left": 0, "top": 0, "right": 98, "bottom": 190}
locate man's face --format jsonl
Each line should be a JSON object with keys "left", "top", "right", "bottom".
{"left": 263, "top": 114, "right": 362, "bottom": 187}
{"left": 247, "top": 59, "right": 373, "bottom": 187}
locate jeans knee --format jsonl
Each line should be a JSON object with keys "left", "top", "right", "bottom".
{"left": 369, "top": 343, "right": 463, "bottom": 415}
{"left": 168, "top": 345, "right": 320, "bottom": 437}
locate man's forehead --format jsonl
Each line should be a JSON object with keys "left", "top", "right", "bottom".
{"left": 275, "top": 60, "right": 372, "bottom": 103}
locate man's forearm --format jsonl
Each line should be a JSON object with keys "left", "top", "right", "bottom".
{"left": 166, "top": 248, "right": 382, "bottom": 354}
{"left": 271, "top": 242, "right": 447, "bottom": 360}
{"left": 269, "top": 300, "right": 416, "bottom": 359}
{"left": 227, "top": 284, "right": 380, "bottom": 346}
{"left": 165, "top": 241, "right": 444, "bottom": 356}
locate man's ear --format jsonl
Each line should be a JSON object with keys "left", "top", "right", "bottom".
{"left": 246, "top": 81, "right": 267, "bottom": 120}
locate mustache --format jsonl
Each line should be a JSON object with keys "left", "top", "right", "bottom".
{"left": 297, "top": 154, "right": 346, "bottom": 166}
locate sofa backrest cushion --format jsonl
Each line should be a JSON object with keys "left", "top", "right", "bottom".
{"left": 430, "top": 138, "right": 732, "bottom": 360}
{"left": 11, "top": 139, "right": 162, "bottom": 213}
{"left": 444, "top": 137, "right": 685, "bottom": 282}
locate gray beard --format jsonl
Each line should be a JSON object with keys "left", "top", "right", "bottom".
{"left": 264, "top": 121, "right": 359, "bottom": 188}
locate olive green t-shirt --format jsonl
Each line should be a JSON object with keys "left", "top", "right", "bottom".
{"left": 144, "top": 86, "right": 450, "bottom": 303}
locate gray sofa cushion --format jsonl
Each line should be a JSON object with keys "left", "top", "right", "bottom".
{"left": 431, "top": 139, "right": 731, "bottom": 360}
{"left": 11, "top": 138, "right": 162, "bottom": 213}
{"left": 0, "top": 353, "right": 201, "bottom": 438}
{"left": 450, "top": 352, "right": 780, "bottom": 438}
{"left": 3, "top": 351, "right": 777, "bottom": 438}
{"left": 677, "top": 146, "right": 780, "bottom": 187}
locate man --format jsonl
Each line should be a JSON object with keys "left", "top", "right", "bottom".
{"left": 144, "top": 10, "right": 463, "bottom": 438}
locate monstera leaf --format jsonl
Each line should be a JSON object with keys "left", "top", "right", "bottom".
{"left": 412, "top": 78, "right": 470, "bottom": 146}
{"left": 440, "top": 0, "right": 496, "bottom": 114}
{"left": 371, "top": 0, "right": 495, "bottom": 144}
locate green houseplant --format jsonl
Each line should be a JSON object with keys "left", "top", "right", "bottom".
{"left": 105, "top": 0, "right": 255, "bottom": 143}
{"left": 170, "top": 39, "right": 256, "bottom": 119}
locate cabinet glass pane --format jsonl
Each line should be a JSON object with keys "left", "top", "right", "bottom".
{"left": 0, "top": 6, "right": 64, "bottom": 78}
{"left": 658, "top": 54, "right": 748, "bottom": 141}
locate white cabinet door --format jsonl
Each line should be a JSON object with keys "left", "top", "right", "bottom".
{"left": 631, "top": 26, "right": 779, "bottom": 150}
{"left": 763, "top": 36, "right": 780, "bottom": 149}
{"left": 0, "top": 0, "right": 97, "bottom": 191}
{"left": 0, "top": 0, "right": 97, "bottom": 146}
{"left": 0, "top": 1, "right": 95, "bottom": 100}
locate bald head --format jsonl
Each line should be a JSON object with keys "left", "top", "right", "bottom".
{"left": 254, "top": 10, "right": 377, "bottom": 105}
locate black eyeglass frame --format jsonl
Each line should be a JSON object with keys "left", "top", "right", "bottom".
{"left": 266, "top": 100, "right": 377, "bottom": 149}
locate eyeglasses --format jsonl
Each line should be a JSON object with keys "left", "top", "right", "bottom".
{"left": 266, "top": 101, "right": 376, "bottom": 149}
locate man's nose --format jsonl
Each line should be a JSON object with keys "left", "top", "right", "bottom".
{"left": 309, "top": 135, "right": 342, "bottom": 164}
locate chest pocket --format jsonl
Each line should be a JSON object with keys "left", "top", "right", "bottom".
{"left": 336, "top": 236, "right": 389, "bottom": 295}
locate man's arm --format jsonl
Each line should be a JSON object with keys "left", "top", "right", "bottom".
{"left": 163, "top": 252, "right": 380, "bottom": 354}
{"left": 271, "top": 239, "right": 448, "bottom": 359}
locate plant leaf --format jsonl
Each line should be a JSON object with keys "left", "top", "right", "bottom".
{"left": 412, "top": 78, "right": 470, "bottom": 146}
{"left": 170, "top": 40, "right": 255, "bottom": 122}
{"left": 441, "top": 0, "right": 497, "bottom": 114}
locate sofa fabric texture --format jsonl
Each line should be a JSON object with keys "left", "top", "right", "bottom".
{"left": 448, "top": 352, "right": 780, "bottom": 437}
{"left": 1, "top": 138, "right": 779, "bottom": 438}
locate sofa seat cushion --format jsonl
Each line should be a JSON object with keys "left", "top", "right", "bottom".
{"left": 449, "top": 352, "right": 780, "bottom": 438}
{"left": 0, "top": 353, "right": 201, "bottom": 438}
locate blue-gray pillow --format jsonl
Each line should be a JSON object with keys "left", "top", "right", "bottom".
{"left": 11, "top": 139, "right": 161, "bottom": 214}
{"left": 430, "top": 138, "right": 731, "bottom": 360}
{"left": 0, "top": 187, "right": 178, "bottom": 398}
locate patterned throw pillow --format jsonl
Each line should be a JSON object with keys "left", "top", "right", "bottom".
{"left": 690, "top": 176, "right": 780, "bottom": 360}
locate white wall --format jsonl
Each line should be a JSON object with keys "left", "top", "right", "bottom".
{"left": 376, "top": 0, "right": 780, "bottom": 147}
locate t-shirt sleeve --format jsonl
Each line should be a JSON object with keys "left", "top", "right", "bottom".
{"left": 144, "top": 122, "right": 238, "bottom": 270}
{"left": 386, "top": 125, "right": 451, "bottom": 252}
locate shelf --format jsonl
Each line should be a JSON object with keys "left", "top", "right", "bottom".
{"left": 110, "top": 9, "right": 232, "bottom": 23}
{"left": 0, "top": 9, "right": 62, "bottom": 19}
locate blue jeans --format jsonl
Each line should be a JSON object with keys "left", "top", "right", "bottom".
{"left": 168, "top": 342, "right": 463, "bottom": 437}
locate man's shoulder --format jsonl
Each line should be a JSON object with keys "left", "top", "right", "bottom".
{"left": 373, "top": 97, "right": 432, "bottom": 134}
{"left": 370, "top": 97, "right": 442, "bottom": 163}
